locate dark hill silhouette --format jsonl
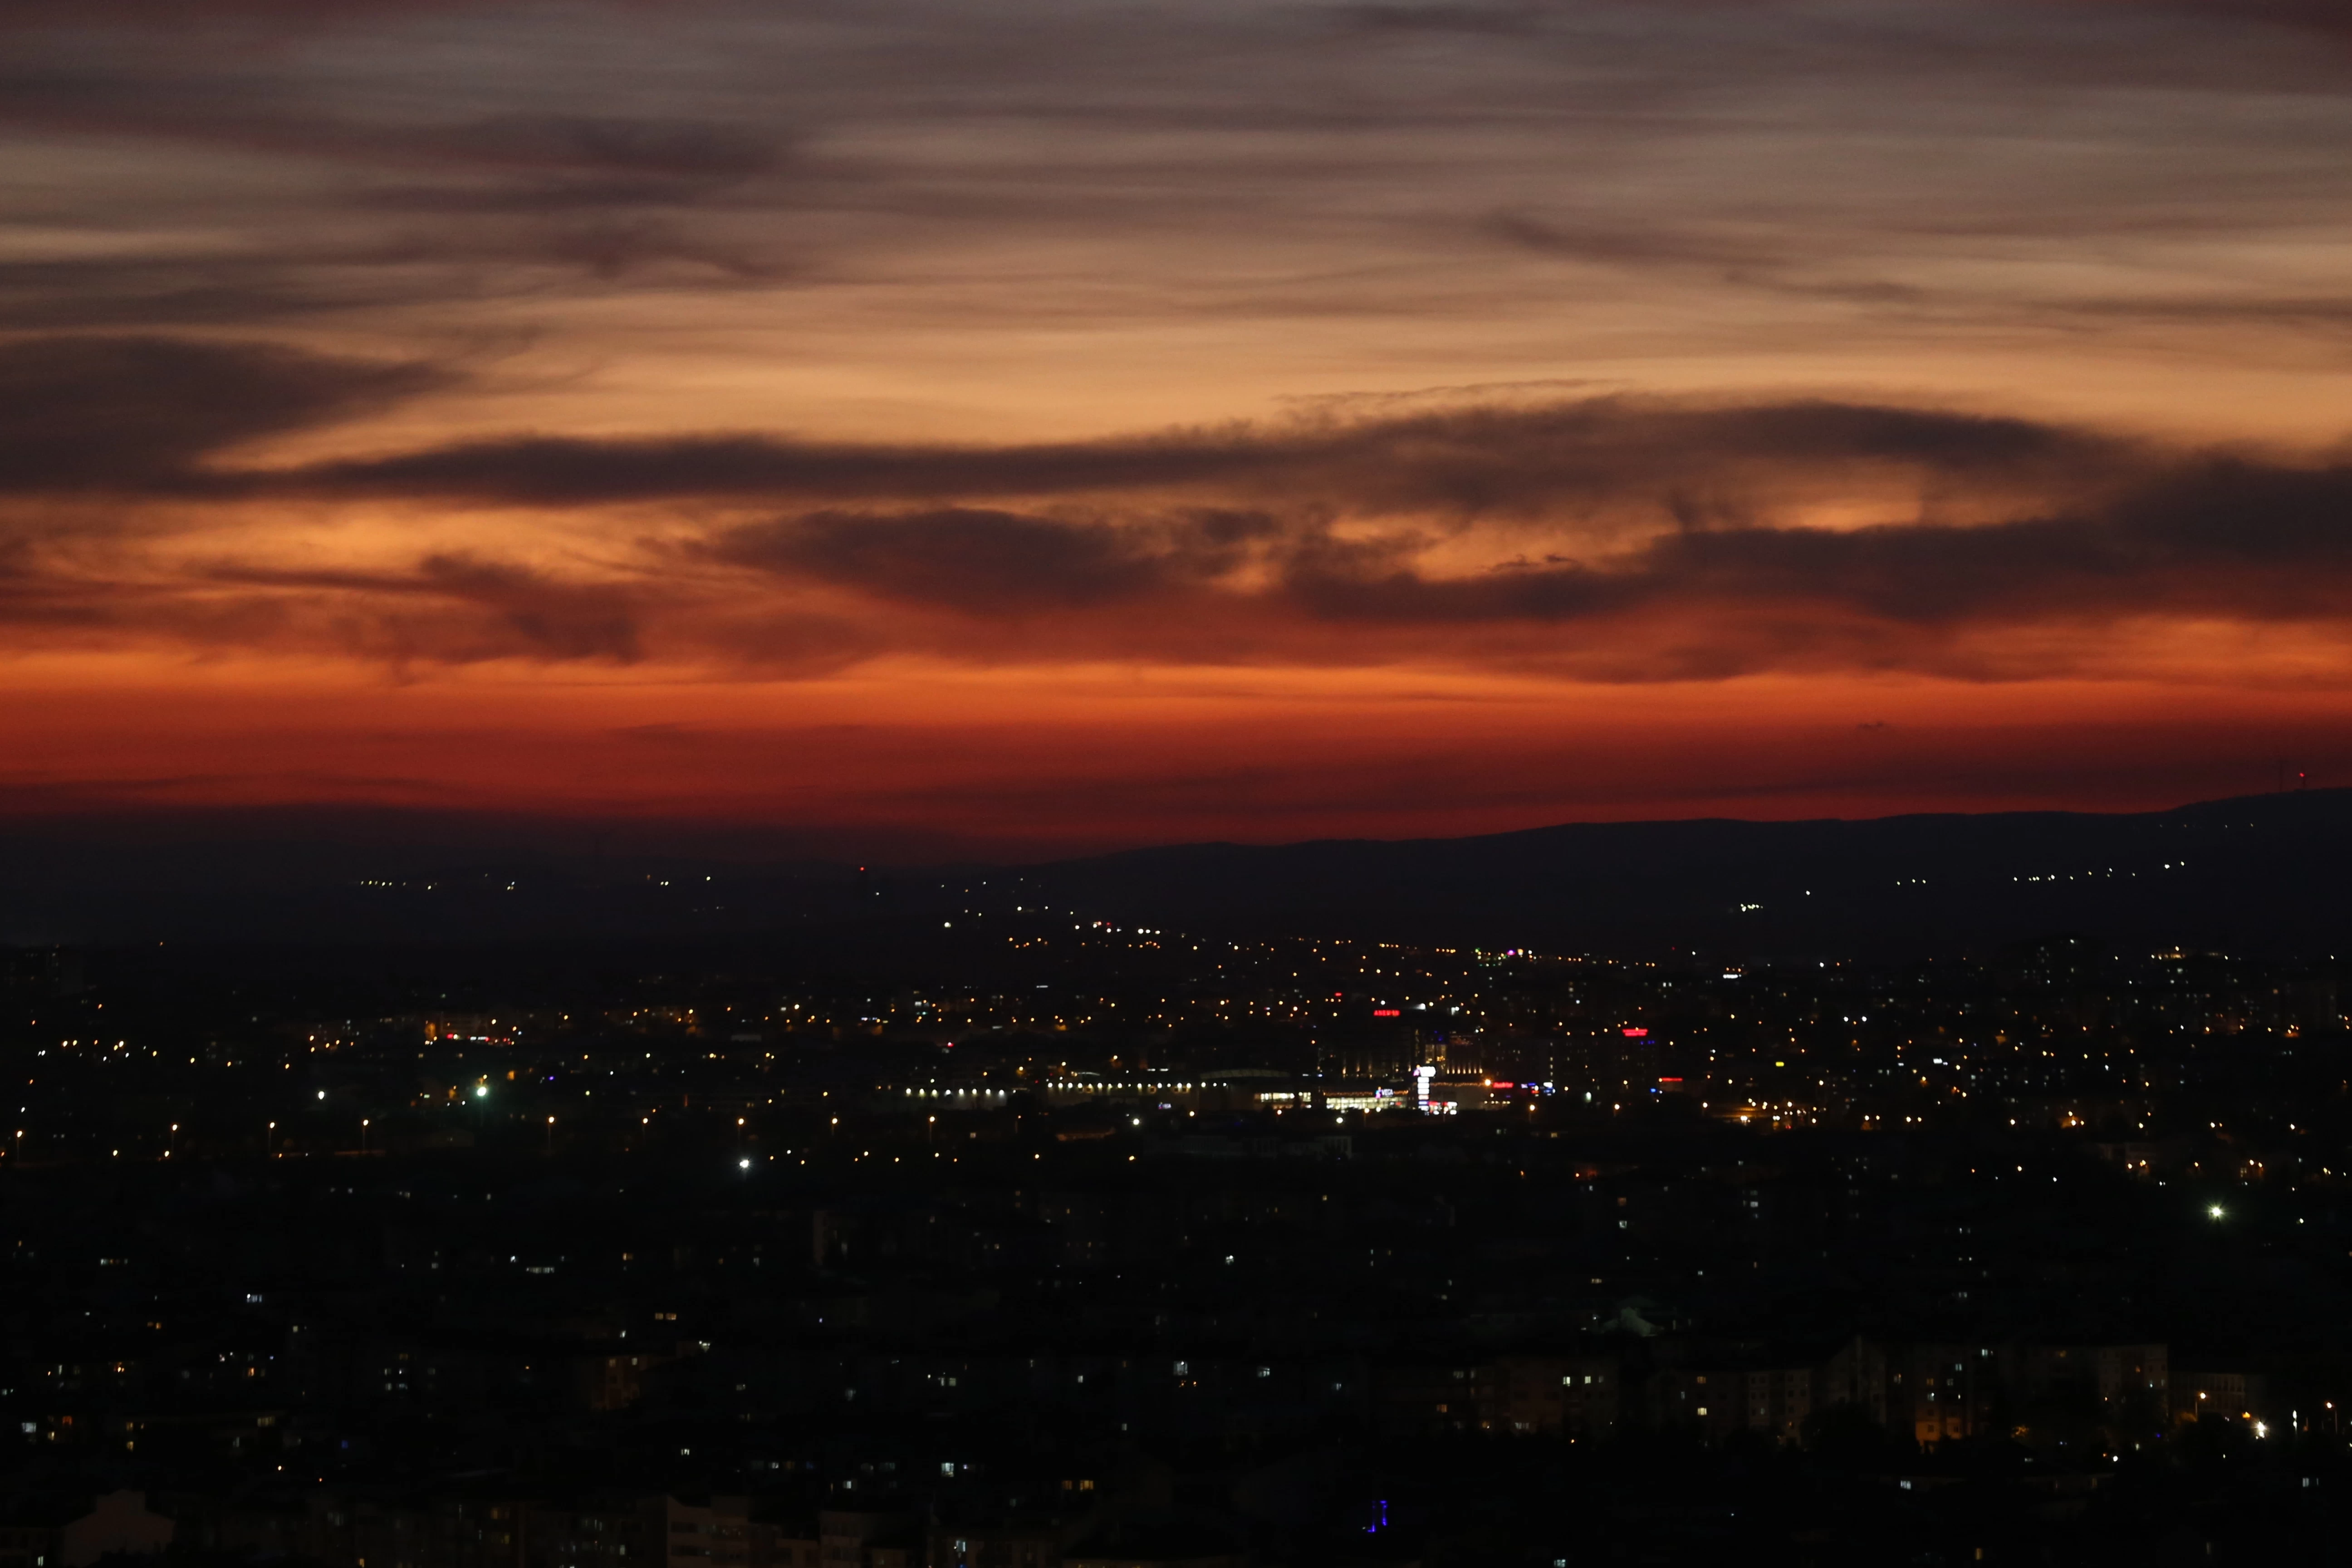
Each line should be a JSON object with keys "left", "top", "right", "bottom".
{"left": 1008, "top": 788, "right": 2352, "bottom": 958}
{"left": 1, "top": 789, "right": 2347, "bottom": 958}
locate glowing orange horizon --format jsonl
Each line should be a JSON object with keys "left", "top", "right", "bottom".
{"left": 2, "top": 655, "right": 2339, "bottom": 857}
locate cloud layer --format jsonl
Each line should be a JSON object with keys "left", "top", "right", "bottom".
{"left": 0, "top": 336, "right": 443, "bottom": 493}
{"left": 4, "top": 0, "right": 2351, "bottom": 837}
{"left": 0, "top": 328, "right": 2345, "bottom": 686}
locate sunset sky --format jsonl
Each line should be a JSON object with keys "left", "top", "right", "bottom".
{"left": 6, "top": 0, "right": 2352, "bottom": 856}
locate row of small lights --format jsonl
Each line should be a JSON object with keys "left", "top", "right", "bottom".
{"left": 901, "top": 1083, "right": 1211, "bottom": 1095}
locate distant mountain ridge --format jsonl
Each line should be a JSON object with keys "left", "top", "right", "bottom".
{"left": 1007, "top": 787, "right": 2352, "bottom": 959}
{"left": 1, "top": 789, "right": 2348, "bottom": 957}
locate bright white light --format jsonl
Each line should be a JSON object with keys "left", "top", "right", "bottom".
{"left": 739, "top": 1157, "right": 753, "bottom": 1170}
{"left": 475, "top": 1085, "right": 489, "bottom": 1099}
{"left": 2208, "top": 1204, "right": 2225, "bottom": 1220}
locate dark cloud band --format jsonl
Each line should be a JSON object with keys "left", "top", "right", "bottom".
{"left": 2, "top": 328, "right": 2346, "bottom": 680}
{"left": 0, "top": 336, "right": 444, "bottom": 494}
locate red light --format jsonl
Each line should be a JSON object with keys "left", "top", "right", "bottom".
{"left": 1659, "top": 1077, "right": 1682, "bottom": 1083}
{"left": 1491, "top": 1081, "right": 1515, "bottom": 1089}
{"left": 1622, "top": 1027, "right": 1649, "bottom": 1037}
{"left": 1372, "top": 1009, "right": 1401, "bottom": 1017}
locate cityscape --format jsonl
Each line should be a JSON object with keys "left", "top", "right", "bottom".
{"left": 5, "top": 892, "right": 2350, "bottom": 1563}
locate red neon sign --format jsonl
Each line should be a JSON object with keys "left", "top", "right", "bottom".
{"left": 1622, "top": 1027, "right": 1649, "bottom": 1037}
{"left": 1372, "top": 1008, "right": 1401, "bottom": 1017}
